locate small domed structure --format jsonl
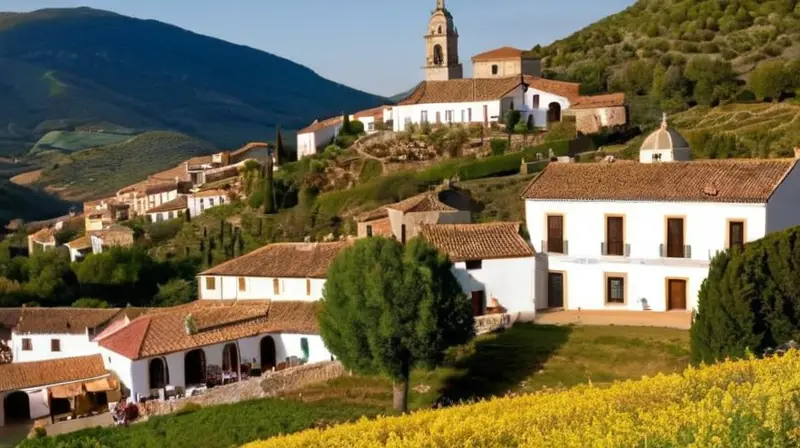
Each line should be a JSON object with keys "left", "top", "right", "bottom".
{"left": 639, "top": 113, "right": 691, "bottom": 163}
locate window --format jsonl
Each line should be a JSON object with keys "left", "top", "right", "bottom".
{"left": 206, "top": 277, "right": 216, "bottom": 291}
{"left": 510, "top": 100, "right": 515, "bottom": 110}
{"left": 300, "top": 337, "right": 310, "bottom": 360}
{"left": 22, "top": 338, "right": 32, "bottom": 351}
{"left": 367, "top": 122, "right": 375, "bottom": 131}
{"left": 547, "top": 215, "right": 565, "bottom": 254}
{"left": 421, "top": 111, "right": 428, "bottom": 123}
{"left": 435, "top": 112, "right": 441, "bottom": 124}
{"left": 200, "top": 201, "right": 205, "bottom": 212}
{"left": 445, "top": 110, "right": 453, "bottom": 123}
{"left": 653, "top": 153, "right": 662, "bottom": 162}
{"left": 606, "top": 276, "right": 625, "bottom": 304}
{"left": 306, "top": 279, "right": 312, "bottom": 296}
{"left": 209, "top": 198, "right": 215, "bottom": 207}
{"left": 273, "top": 278, "right": 280, "bottom": 295}
{"left": 491, "top": 64, "right": 499, "bottom": 75}
{"left": 51, "top": 339, "right": 61, "bottom": 352}
{"left": 666, "top": 218, "right": 685, "bottom": 258}
{"left": 401, "top": 224, "right": 407, "bottom": 245}
{"left": 366, "top": 225, "right": 373, "bottom": 237}
{"left": 729, "top": 221, "right": 745, "bottom": 249}
{"left": 465, "top": 260, "right": 483, "bottom": 270}
{"left": 533, "top": 95, "right": 540, "bottom": 109}
{"left": 467, "top": 108, "right": 473, "bottom": 122}
{"left": 606, "top": 216, "right": 624, "bottom": 256}
{"left": 461, "top": 110, "right": 465, "bottom": 122}
{"left": 238, "top": 277, "right": 246, "bottom": 292}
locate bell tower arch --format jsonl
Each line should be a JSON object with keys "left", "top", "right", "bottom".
{"left": 424, "top": 0, "right": 463, "bottom": 81}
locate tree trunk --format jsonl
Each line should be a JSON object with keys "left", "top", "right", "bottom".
{"left": 392, "top": 358, "right": 410, "bottom": 413}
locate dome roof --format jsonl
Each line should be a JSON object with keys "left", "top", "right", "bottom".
{"left": 641, "top": 114, "right": 690, "bottom": 152}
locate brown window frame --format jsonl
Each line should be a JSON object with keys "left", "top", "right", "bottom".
{"left": 273, "top": 278, "right": 280, "bottom": 295}
{"left": 306, "top": 279, "right": 312, "bottom": 296}
{"left": 22, "top": 338, "right": 32, "bottom": 351}
{"left": 605, "top": 215, "right": 625, "bottom": 256}
{"left": 605, "top": 274, "right": 626, "bottom": 305}
{"left": 205, "top": 277, "right": 216, "bottom": 291}
{"left": 533, "top": 94, "right": 540, "bottom": 109}
{"left": 238, "top": 277, "right": 246, "bottom": 292}
{"left": 546, "top": 215, "right": 565, "bottom": 254}
{"left": 728, "top": 220, "right": 745, "bottom": 250}
{"left": 666, "top": 217, "right": 685, "bottom": 258}
{"left": 51, "top": 339, "right": 61, "bottom": 352}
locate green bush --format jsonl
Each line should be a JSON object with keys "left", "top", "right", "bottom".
{"left": 513, "top": 123, "right": 529, "bottom": 134}
{"left": 146, "top": 219, "right": 185, "bottom": 245}
{"left": 489, "top": 139, "right": 508, "bottom": 156}
{"left": 691, "top": 226, "right": 800, "bottom": 365}
{"left": 504, "top": 110, "right": 522, "bottom": 130}
{"left": 348, "top": 120, "right": 365, "bottom": 135}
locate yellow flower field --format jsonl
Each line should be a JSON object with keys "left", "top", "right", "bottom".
{"left": 246, "top": 351, "right": 800, "bottom": 447}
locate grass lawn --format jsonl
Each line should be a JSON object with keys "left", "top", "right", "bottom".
{"left": 284, "top": 324, "right": 690, "bottom": 410}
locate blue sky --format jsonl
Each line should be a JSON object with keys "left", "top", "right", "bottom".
{"left": 3, "top": 0, "right": 634, "bottom": 96}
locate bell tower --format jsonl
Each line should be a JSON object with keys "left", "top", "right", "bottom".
{"left": 424, "top": 0, "right": 463, "bottom": 81}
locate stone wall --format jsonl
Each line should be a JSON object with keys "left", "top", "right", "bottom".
{"left": 568, "top": 107, "right": 628, "bottom": 135}
{"left": 260, "top": 361, "right": 345, "bottom": 397}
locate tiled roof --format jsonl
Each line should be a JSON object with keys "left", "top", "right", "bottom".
{"left": 354, "top": 106, "right": 386, "bottom": 120}
{"left": 186, "top": 156, "right": 215, "bottom": 167}
{"left": 523, "top": 75, "right": 581, "bottom": 102}
{"left": 93, "top": 225, "right": 135, "bottom": 247}
{"left": 29, "top": 226, "right": 56, "bottom": 244}
{"left": 0, "top": 354, "right": 109, "bottom": 392}
{"left": 571, "top": 92, "right": 626, "bottom": 109}
{"left": 299, "top": 116, "right": 344, "bottom": 134}
{"left": 522, "top": 160, "right": 798, "bottom": 203}
{"left": 232, "top": 142, "right": 269, "bottom": 157}
{"left": 398, "top": 77, "right": 524, "bottom": 105}
{"left": 356, "top": 191, "right": 459, "bottom": 222}
{"left": 147, "top": 196, "right": 188, "bottom": 214}
{"left": 145, "top": 182, "right": 180, "bottom": 196}
{"left": 0, "top": 308, "right": 21, "bottom": 329}
{"left": 149, "top": 164, "right": 190, "bottom": 183}
{"left": 472, "top": 46, "right": 533, "bottom": 61}
{"left": 98, "top": 300, "right": 319, "bottom": 360}
{"left": 193, "top": 189, "right": 228, "bottom": 198}
{"left": 356, "top": 206, "right": 390, "bottom": 223}
{"left": 200, "top": 241, "right": 352, "bottom": 278}
{"left": 16, "top": 307, "right": 123, "bottom": 335}
{"left": 66, "top": 235, "right": 92, "bottom": 250}
{"left": 420, "top": 222, "right": 534, "bottom": 262}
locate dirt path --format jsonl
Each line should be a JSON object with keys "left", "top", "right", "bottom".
{"left": 9, "top": 168, "right": 42, "bottom": 186}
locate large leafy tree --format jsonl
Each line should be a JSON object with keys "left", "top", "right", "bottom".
{"left": 319, "top": 237, "right": 474, "bottom": 412}
{"left": 691, "top": 226, "right": 800, "bottom": 364}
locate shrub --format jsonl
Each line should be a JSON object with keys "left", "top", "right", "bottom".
{"left": 504, "top": 110, "right": 521, "bottom": 130}
{"left": 748, "top": 59, "right": 790, "bottom": 101}
{"left": 545, "top": 121, "right": 576, "bottom": 143}
{"left": 489, "top": 139, "right": 508, "bottom": 156}
{"left": 513, "top": 123, "right": 528, "bottom": 134}
{"left": 348, "top": 120, "right": 365, "bottom": 135}
{"left": 246, "top": 352, "right": 800, "bottom": 448}
{"left": 691, "top": 226, "right": 800, "bottom": 365}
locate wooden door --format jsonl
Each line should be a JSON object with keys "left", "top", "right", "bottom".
{"left": 547, "top": 215, "right": 564, "bottom": 254}
{"left": 729, "top": 221, "right": 745, "bottom": 249}
{"left": 548, "top": 273, "right": 564, "bottom": 308}
{"left": 606, "top": 216, "right": 624, "bottom": 256}
{"left": 666, "top": 218, "right": 684, "bottom": 258}
{"left": 668, "top": 279, "right": 687, "bottom": 310}
{"left": 471, "top": 291, "right": 485, "bottom": 317}
{"left": 260, "top": 336, "right": 276, "bottom": 372}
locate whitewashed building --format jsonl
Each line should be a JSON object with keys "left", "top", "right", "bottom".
{"left": 296, "top": 116, "right": 344, "bottom": 159}
{"left": 187, "top": 189, "right": 229, "bottom": 218}
{"left": 522, "top": 128, "right": 800, "bottom": 313}
{"left": 419, "top": 222, "right": 540, "bottom": 317}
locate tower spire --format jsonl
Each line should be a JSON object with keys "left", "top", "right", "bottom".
{"left": 661, "top": 112, "right": 668, "bottom": 130}
{"left": 437, "top": 0, "right": 445, "bottom": 10}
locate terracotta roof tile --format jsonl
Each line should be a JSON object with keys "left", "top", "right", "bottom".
{"left": 386, "top": 192, "right": 457, "bottom": 213}
{"left": 193, "top": 189, "right": 228, "bottom": 198}
{"left": 522, "top": 160, "right": 797, "bottom": 203}
{"left": 98, "top": 301, "right": 319, "bottom": 359}
{"left": 0, "top": 309, "right": 21, "bottom": 329}
{"left": 571, "top": 92, "right": 626, "bottom": 109}
{"left": 299, "top": 116, "right": 344, "bottom": 134}
{"left": 420, "top": 222, "right": 534, "bottom": 262}
{"left": 232, "top": 142, "right": 269, "bottom": 157}
{"left": 29, "top": 226, "right": 57, "bottom": 244}
{"left": 149, "top": 164, "right": 190, "bottom": 183}
{"left": 16, "top": 308, "right": 123, "bottom": 335}
{"left": 398, "top": 77, "right": 524, "bottom": 105}
{"left": 200, "top": 241, "right": 352, "bottom": 278}
{"left": 66, "top": 235, "right": 92, "bottom": 250}
{"left": 523, "top": 75, "right": 581, "bottom": 102}
{"left": 147, "top": 196, "right": 188, "bottom": 214}
{"left": 145, "top": 182, "right": 180, "bottom": 196}
{"left": 472, "top": 46, "right": 534, "bottom": 61}
{"left": 354, "top": 106, "right": 386, "bottom": 120}
{"left": 0, "top": 355, "right": 108, "bottom": 392}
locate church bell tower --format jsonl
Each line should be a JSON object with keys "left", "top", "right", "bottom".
{"left": 424, "top": 0, "right": 463, "bottom": 81}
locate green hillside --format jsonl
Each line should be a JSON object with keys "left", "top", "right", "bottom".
{"left": 30, "top": 129, "right": 136, "bottom": 155}
{"left": 0, "top": 7, "right": 385, "bottom": 156}
{"left": 34, "top": 131, "right": 216, "bottom": 200}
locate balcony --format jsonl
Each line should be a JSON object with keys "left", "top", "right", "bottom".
{"left": 541, "top": 240, "right": 569, "bottom": 255}
{"left": 660, "top": 244, "right": 692, "bottom": 259}
{"left": 601, "top": 242, "right": 631, "bottom": 257}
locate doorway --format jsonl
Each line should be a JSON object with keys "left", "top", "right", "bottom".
{"left": 667, "top": 279, "right": 687, "bottom": 310}
{"left": 547, "top": 102, "right": 562, "bottom": 124}
{"left": 260, "top": 336, "right": 276, "bottom": 372}
{"left": 222, "top": 343, "right": 240, "bottom": 372}
{"left": 148, "top": 358, "right": 169, "bottom": 390}
{"left": 184, "top": 349, "right": 207, "bottom": 386}
{"left": 3, "top": 391, "right": 30, "bottom": 423}
{"left": 548, "top": 272, "right": 565, "bottom": 308}
{"left": 471, "top": 291, "right": 485, "bottom": 317}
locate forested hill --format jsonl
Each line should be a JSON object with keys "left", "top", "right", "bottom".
{"left": 530, "top": 0, "right": 800, "bottom": 95}
{"left": 0, "top": 7, "right": 385, "bottom": 154}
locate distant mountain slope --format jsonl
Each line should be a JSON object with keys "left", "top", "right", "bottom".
{"left": 0, "top": 7, "right": 385, "bottom": 154}
{"left": 34, "top": 130, "right": 216, "bottom": 201}
{"left": 532, "top": 0, "right": 799, "bottom": 85}
{"left": 0, "top": 178, "right": 71, "bottom": 228}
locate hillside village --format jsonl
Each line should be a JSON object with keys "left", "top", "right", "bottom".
{"left": 2, "top": 0, "right": 800, "bottom": 446}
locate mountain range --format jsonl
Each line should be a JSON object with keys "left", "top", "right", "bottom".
{"left": 0, "top": 7, "right": 385, "bottom": 155}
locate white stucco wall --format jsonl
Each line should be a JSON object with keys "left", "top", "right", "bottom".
{"left": 451, "top": 257, "right": 536, "bottom": 314}
{"left": 521, "top": 88, "right": 571, "bottom": 129}
{"left": 640, "top": 148, "right": 692, "bottom": 163}
{"left": 766, "top": 163, "right": 800, "bottom": 234}
{"left": 198, "top": 276, "right": 325, "bottom": 301}
{"left": 393, "top": 100, "right": 501, "bottom": 132}
{"left": 187, "top": 195, "right": 227, "bottom": 218}
{"left": 525, "top": 199, "right": 769, "bottom": 311}
{"left": 12, "top": 332, "right": 98, "bottom": 363}
{"left": 297, "top": 124, "right": 342, "bottom": 159}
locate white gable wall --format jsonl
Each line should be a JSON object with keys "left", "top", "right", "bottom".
{"left": 187, "top": 194, "right": 227, "bottom": 218}
{"left": 297, "top": 123, "right": 342, "bottom": 159}
{"left": 521, "top": 88, "right": 571, "bottom": 128}
{"left": 12, "top": 331, "right": 98, "bottom": 363}
{"left": 451, "top": 257, "right": 536, "bottom": 315}
{"left": 198, "top": 275, "right": 325, "bottom": 301}
{"left": 393, "top": 99, "right": 502, "bottom": 132}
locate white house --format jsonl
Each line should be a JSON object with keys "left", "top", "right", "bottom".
{"left": 187, "top": 189, "right": 229, "bottom": 218}
{"left": 117, "top": 181, "right": 183, "bottom": 217}
{"left": 353, "top": 106, "right": 391, "bottom": 134}
{"left": 296, "top": 116, "right": 344, "bottom": 159}
{"left": 522, "top": 126, "right": 800, "bottom": 313}
{"left": 66, "top": 226, "right": 135, "bottom": 262}
{"left": 419, "top": 222, "right": 540, "bottom": 317}
{"left": 0, "top": 355, "right": 114, "bottom": 428}
{"left": 146, "top": 196, "right": 188, "bottom": 223}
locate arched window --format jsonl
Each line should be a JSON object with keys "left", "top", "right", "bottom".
{"left": 438, "top": 25, "right": 442, "bottom": 34}
{"left": 184, "top": 349, "right": 207, "bottom": 386}
{"left": 491, "top": 65, "right": 499, "bottom": 75}
{"left": 3, "top": 391, "right": 30, "bottom": 423}
{"left": 433, "top": 45, "right": 444, "bottom": 66}
{"left": 149, "top": 357, "right": 169, "bottom": 390}
{"left": 547, "top": 102, "right": 562, "bottom": 123}
{"left": 260, "top": 336, "right": 276, "bottom": 371}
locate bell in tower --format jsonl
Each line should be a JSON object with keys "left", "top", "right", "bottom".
{"left": 424, "top": 0, "right": 462, "bottom": 81}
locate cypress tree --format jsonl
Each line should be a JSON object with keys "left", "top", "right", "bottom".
{"left": 275, "top": 125, "right": 285, "bottom": 164}
{"left": 219, "top": 220, "right": 225, "bottom": 244}
{"left": 342, "top": 112, "right": 352, "bottom": 135}
{"left": 237, "top": 229, "right": 245, "bottom": 256}
{"left": 264, "top": 147, "right": 275, "bottom": 214}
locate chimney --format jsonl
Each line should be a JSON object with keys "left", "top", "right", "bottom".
{"left": 794, "top": 147, "right": 800, "bottom": 160}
